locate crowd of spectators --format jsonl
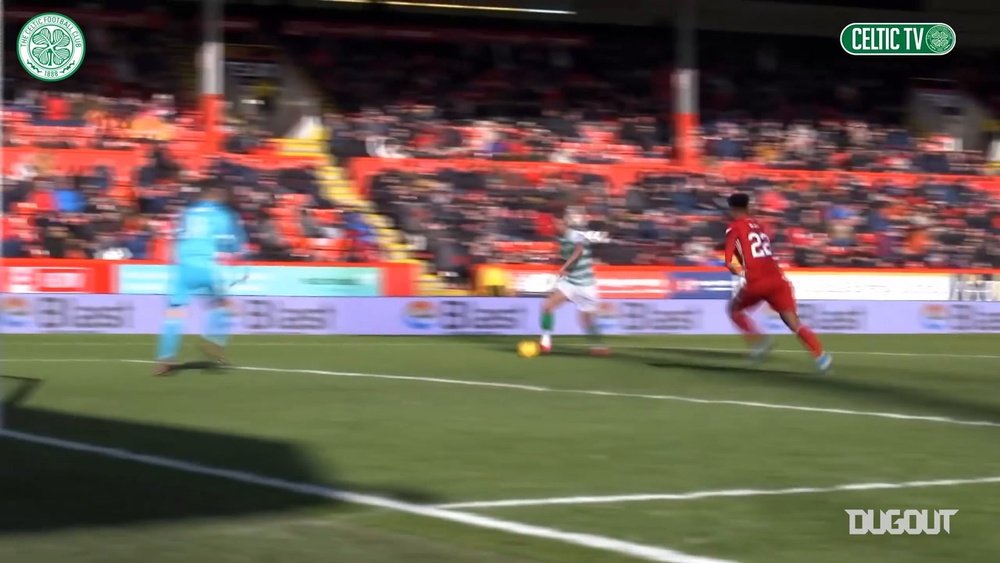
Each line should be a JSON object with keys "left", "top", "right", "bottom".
{"left": 306, "top": 32, "right": 998, "bottom": 176}
{"left": 369, "top": 166, "right": 1000, "bottom": 282}
{"left": 701, "top": 120, "right": 990, "bottom": 174}
{"left": 3, "top": 92, "right": 181, "bottom": 149}
{"left": 1, "top": 148, "right": 381, "bottom": 262}
{"left": 300, "top": 34, "right": 674, "bottom": 164}
{"left": 310, "top": 27, "right": 999, "bottom": 279}
{"left": 3, "top": 7, "right": 999, "bottom": 277}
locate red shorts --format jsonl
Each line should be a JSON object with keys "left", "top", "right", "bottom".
{"left": 732, "top": 275, "right": 796, "bottom": 313}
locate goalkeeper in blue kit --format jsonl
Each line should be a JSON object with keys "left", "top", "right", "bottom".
{"left": 154, "top": 183, "right": 247, "bottom": 376}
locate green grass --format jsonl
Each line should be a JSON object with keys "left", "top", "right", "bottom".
{"left": 2, "top": 334, "right": 1000, "bottom": 563}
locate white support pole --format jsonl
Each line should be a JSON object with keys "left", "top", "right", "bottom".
{"left": 673, "top": 0, "right": 699, "bottom": 166}
{"left": 200, "top": 0, "right": 224, "bottom": 153}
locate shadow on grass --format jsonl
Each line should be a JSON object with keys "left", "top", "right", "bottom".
{"left": 444, "top": 338, "right": 1000, "bottom": 424}
{"left": 615, "top": 347, "right": 1000, "bottom": 424}
{"left": 159, "top": 360, "right": 229, "bottom": 375}
{"left": 0, "top": 375, "right": 437, "bottom": 535}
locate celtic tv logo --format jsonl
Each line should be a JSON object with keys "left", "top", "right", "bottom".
{"left": 17, "top": 12, "right": 86, "bottom": 82}
{"left": 925, "top": 25, "right": 954, "bottom": 54}
{"left": 841, "top": 23, "right": 956, "bottom": 56}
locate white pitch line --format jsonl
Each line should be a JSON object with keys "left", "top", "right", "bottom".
{"left": 436, "top": 475, "right": 1000, "bottom": 510}
{"left": 6, "top": 358, "right": 999, "bottom": 429}
{"left": 117, "top": 360, "right": 1000, "bottom": 429}
{"left": 3, "top": 358, "right": 122, "bottom": 362}
{"left": 117, "top": 360, "right": 548, "bottom": 392}
{"left": 0, "top": 429, "right": 731, "bottom": 563}
{"left": 5, "top": 340, "right": 1000, "bottom": 360}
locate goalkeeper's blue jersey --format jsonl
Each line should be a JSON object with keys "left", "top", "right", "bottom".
{"left": 175, "top": 200, "right": 246, "bottom": 266}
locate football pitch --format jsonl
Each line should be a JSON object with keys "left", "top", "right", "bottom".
{"left": 2, "top": 333, "right": 1000, "bottom": 563}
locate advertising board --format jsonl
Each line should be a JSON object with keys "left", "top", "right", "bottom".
{"left": 117, "top": 265, "right": 381, "bottom": 297}
{"left": 5, "top": 295, "right": 1000, "bottom": 336}
{"left": 503, "top": 267, "right": 736, "bottom": 300}
{"left": 785, "top": 272, "right": 952, "bottom": 301}
{"left": 0, "top": 295, "right": 336, "bottom": 335}
{"left": 0, "top": 262, "right": 112, "bottom": 293}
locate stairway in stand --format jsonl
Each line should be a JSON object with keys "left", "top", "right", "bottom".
{"left": 280, "top": 131, "right": 470, "bottom": 295}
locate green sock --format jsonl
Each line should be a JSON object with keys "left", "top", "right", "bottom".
{"left": 541, "top": 312, "right": 554, "bottom": 331}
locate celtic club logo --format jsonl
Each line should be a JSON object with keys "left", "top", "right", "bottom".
{"left": 925, "top": 24, "right": 955, "bottom": 54}
{"left": 17, "top": 13, "right": 86, "bottom": 82}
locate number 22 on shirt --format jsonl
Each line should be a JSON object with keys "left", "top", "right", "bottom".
{"left": 748, "top": 231, "right": 772, "bottom": 258}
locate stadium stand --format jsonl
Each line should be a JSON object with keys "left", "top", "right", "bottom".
{"left": 365, "top": 165, "right": 1000, "bottom": 283}
{"left": 3, "top": 4, "right": 999, "bottom": 286}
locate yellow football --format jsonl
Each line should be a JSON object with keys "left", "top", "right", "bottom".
{"left": 517, "top": 340, "right": 541, "bottom": 358}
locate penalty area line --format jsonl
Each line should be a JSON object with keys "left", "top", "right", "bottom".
{"left": 436, "top": 475, "right": 1000, "bottom": 510}
{"left": 0, "top": 428, "right": 732, "bottom": 563}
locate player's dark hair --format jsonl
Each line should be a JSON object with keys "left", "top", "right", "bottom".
{"left": 728, "top": 193, "right": 750, "bottom": 210}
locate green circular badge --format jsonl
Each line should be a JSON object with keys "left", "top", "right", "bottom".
{"left": 17, "top": 12, "right": 86, "bottom": 82}
{"left": 925, "top": 24, "right": 956, "bottom": 54}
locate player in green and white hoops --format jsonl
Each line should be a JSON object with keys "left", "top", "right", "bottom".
{"left": 539, "top": 209, "right": 608, "bottom": 356}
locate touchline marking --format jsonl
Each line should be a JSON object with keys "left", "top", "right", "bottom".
{"left": 7, "top": 340, "right": 1000, "bottom": 360}
{"left": 0, "top": 429, "right": 731, "bottom": 563}
{"left": 436, "top": 475, "right": 1000, "bottom": 510}
{"left": 118, "top": 360, "right": 548, "bottom": 392}
{"left": 4, "top": 358, "right": 121, "bottom": 362}
{"left": 120, "top": 360, "right": 1000, "bottom": 428}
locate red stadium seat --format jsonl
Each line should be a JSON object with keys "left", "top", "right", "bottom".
{"left": 312, "top": 208, "right": 341, "bottom": 224}
{"left": 270, "top": 206, "right": 295, "bottom": 219}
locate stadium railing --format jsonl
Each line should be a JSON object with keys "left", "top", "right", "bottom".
{"left": 3, "top": 258, "right": 999, "bottom": 302}
{"left": 0, "top": 259, "right": 420, "bottom": 297}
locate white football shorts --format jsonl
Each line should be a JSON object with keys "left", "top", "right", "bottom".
{"left": 555, "top": 279, "right": 600, "bottom": 313}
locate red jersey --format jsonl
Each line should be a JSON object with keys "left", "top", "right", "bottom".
{"left": 725, "top": 216, "right": 784, "bottom": 283}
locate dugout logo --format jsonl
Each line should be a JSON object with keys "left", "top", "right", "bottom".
{"left": 236, "top": 299, "right": 332, "bottom": 332}
{"left": 846, "top": 509, "right": 957, "bottom": 535}
{"left": 615, "top": 302, "right": 701, "bottom": 333}
{"left": 403, "top": 300, "right": 526, "bottom": 333}
{"left": 33, "top": 297, "right": 132, "bottom": 331}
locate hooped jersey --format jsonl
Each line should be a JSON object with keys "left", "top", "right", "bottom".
{"left": 559, "top": 229, "right": 596, "bottom": 287}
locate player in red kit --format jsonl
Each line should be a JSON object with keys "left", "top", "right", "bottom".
{"left": 723, "top": 193, "right": 832, "bottom": 373}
